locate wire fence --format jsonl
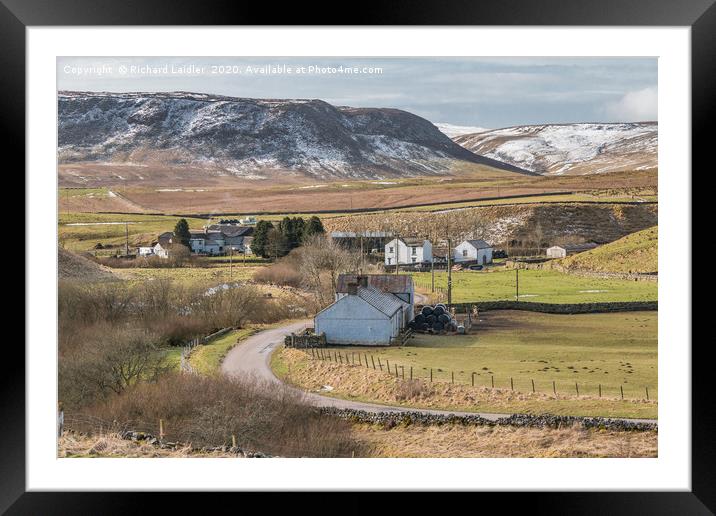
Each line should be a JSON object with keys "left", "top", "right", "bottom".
{"left": 303, "top": 348, "right": 656, "bottom": 401}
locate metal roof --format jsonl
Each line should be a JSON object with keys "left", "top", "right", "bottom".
{"left": 465, "top": 239, "right": 492, "bottom": 249}
{"left": 336, "top": 274, "right": 414, "bottom": 294}
{"left": 357, "top": 286, "right": 405, "bottom": 317}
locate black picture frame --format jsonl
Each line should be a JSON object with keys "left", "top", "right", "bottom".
{"left": 6, "top": 0, "right": 709, "bottom": 512}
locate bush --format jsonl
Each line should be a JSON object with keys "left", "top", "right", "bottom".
{"left": 78, "top": 374, "right": 362, "bottom": 457}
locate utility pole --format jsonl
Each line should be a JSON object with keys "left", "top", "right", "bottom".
{"left": 515, "top": 267, "right": 519, "bottom": 301}
{"left": 125, "top": 222, "right": 129, "bottom": 256}
{"left": 229, "top": 246, "right": 233, "bottom": 281}
{"left": 430, "top": 229, "right": 435, "bottom": 293}
{"left": 359, "top": 234, "right": 364, "bottom": 274}
{"left": 394, "top": 232, "right": 400, "bottom": 276}
{"left": 447, "top": 237, "right": 452, "bottom": 309}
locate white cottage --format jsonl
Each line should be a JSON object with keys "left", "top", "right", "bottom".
{"left": 546, "top": 242, "right": 598, "bottom": 258}
{"left": 384, "top": 238, "right": 433, "bottom": 266}
{"left": 315, "top": 284, "right": 408, "bottom": 346}
{"left": 454, "top": 239, "right": 493, "bottom": 265}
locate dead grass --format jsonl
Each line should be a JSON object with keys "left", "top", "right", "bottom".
{"left": 353, "top": 423, "right": 657, "bottom": 458}
{"left": 274, "top": 348, "right": 657, "bottom": 419}
{"left": 58, "top": 432, "right": 236, "bottom": 458}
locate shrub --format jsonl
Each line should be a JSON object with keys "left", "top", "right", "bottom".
{"left": 78, "top": 374, "right": 362, "bottom": 457}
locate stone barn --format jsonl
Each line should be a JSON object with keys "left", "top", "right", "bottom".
{"left": 315, "top": 280, "right": 409, "bottom": 346}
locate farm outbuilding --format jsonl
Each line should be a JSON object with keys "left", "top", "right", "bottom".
{"left": 453, "top": 239, "right": 493, "bottom": 265}
{"left": 314, "top": 282, "right": 409, "bottom": 346}
{"left": 336, "top": 274, "right": 415, "bottom": 320}
{"left": 546, "top": 242, "right": 598, "bottom": 258}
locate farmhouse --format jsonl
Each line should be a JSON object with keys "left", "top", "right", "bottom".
{"left": 336, "top": 273, "right": 415, "bottom": 320}
{"left": 453, "top": 239, "right": 494, "bottom": 265}
{"left": 546, "top": 242, "right": 598, "bottom": 258}
{"left": 153, "top": 232, "right": 176, "bottom": 258}
{"left": 188, "top": 225, "right": 254, "bottom": 255}
{"left": 315, "top": 279, "right": 409, "bottom": 346}
{"left": 385, "top": 237, "right": 433, "bottom": 266}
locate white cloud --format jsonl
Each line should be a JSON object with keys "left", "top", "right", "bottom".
{"left": 605, "top": 87, "right": 658, "bottom": 122}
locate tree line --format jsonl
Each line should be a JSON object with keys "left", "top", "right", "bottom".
{"left": 251, "top": 216, "right": 325, "bottom": 259}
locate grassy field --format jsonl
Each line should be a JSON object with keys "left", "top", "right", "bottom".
{"left": 58, "top": 212, "right": 209, "bottom": 253}
{"left": 412, "top": 268, "right": 657, "bottom": 304}
{"left": 557, "top": 226, "right": 658, "bottom": 274}
{"left": 187, "top": 328, "right": 257, "bottom": 375}
{"left": 272, "top": 310, "right": 657, "bottom": 419}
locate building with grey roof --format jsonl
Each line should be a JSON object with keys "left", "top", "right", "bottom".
{"left": 314, "top": 279, "right": 410, "bottom": 346}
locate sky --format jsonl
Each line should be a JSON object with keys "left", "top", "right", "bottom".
{"left": 57, "top": 57, "right": 657, "bottom": 129}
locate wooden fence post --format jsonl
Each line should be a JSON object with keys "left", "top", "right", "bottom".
{"left": 386, "top": 359, "right": 390, "bottom": 371}
{"left": 471, "top": 372, "right": 475, "bottom": 387}
{"left": 451, "top": 371, "right": 454, "bottom": 384}
{"left": 645, "top": 387, "right": 649, "bottom": 401}
{"left": 620, "top": 385, "right": 624, "bottom": 399}
{"left": 378, "top": 358, "right": 383, "bottom": 371}
{"left": 430, "top": 368, "right": 433, "bottom": 382}
{"left": 401, "top": 366, "right": 405, "bottom": 380}
{"left": 575, "top": 382, "right": 579, "bottom": 396}
{"left": 510, "top": 377, "right": 514, "bottom": 391}
{"left": 553, "top": 381, "right": 556, "bottom": 395}
{"left": 365, "top": 354, "right": 369, "bottom": 368}
{"left": 491, "top": 375, "right": 495, "bottom": 388}
{"left": 232, "top": 435, "right": 237, "bottom": 449}
{"left": 371, "top": 355, "right": 376, "bottom": 369}
{"left": 159, "top": 419, "right": 165, "bottom": 440}
{"left": 410, "top": 366, "right": 413, "bottom": 380}
{"left": 598, "top": 384, "right": 602, "bottom": 398}
{"left": 531, "top": 379, "right": 535, "bottom": 393}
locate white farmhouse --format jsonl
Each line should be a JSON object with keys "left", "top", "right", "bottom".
{"left": 137, "top": 246, "right": 155, "bottom": 257}
{"left": 315, "top": 283, "right": 409, "bottom": 346}
{"left": 454, "top": 239, "right": 493, "bottom": 265}
{"left": 384, "top": 238, "right": 432, "bottom": 266}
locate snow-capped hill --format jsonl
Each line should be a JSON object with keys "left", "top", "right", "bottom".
{"left": 58, "top": 91, "right": 527, "bottom": 179}
{"left": 434, "top": 123, "right": 490, "bottom": 138}
{"left": 453, "top": 122, "right": 657, "bottom": 175}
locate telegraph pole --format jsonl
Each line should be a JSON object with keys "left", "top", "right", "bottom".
{"left": 125, "top": 222, "right": 129, "bottom": 256}
{"left": 229, "top": 246, "right": 233, "bottom": 281}
{"left": 515, "top": 267, "right": 520, "bottom": 301}
{"left": 394, "top": 232, "right": 400, "bottom": 276}
{"left": 447, "top": 237, "right": 452, "bottom": 309}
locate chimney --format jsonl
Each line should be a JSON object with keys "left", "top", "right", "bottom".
{"left": 347, "top": 282, "right": 359, "bottom": 295}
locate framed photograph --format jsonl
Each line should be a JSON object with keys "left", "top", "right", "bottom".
{"left": 9, "top": 0, "right": 711, "bottom": 511}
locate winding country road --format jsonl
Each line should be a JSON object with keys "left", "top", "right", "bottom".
{"left": 220, "top": 320, "right": 657, "bottom": 424}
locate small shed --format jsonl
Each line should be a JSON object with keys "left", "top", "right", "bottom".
{"left": 546, "top": 243, "right": 598, "bottom": 258}
{"left": 315, "top": 284, "right": 408, "bottom": 346}
{"left": 454, "top": 239, "right": 493, "bottom": 265}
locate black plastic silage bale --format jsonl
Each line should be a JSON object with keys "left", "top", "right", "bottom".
{"left": 421, "top": 306, "right": 434, "bottom": 317}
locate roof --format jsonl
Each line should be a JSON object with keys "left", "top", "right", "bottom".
{"left": 551, "top": 243, "right": 598, "bottom": 252}
{"left": 465, "top": 239, "right": 492, "bottom": 249}
{"left": 207, "top": 224, "right": 254, "bottom": 238}
{"left": 357, "top": 286, "right": 405, "bottom": 317}
{"left": 400, "top": 237, "right": 426, "bottom": 247}
{"left": 331, "top": 231, "right": 394, "bottom": 238}
{"left": 336, "top": 274, "right": 414, "bottom": 294}
{"left": 190, "top": 229, "right": 223, "bottom": 238}
{"left": 157, "top": 232, "right": 174, "bottom": 245}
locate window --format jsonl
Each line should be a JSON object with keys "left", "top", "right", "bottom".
{"left": 411, "top": 247, "right": 417, "bottom": 255}
{"left": 462, "top": 249, "right": 468, "bottom": 257}
{"left": 411, "top": 257, "right": 417, "bottom": 263}
{"left": 389, "top": 246, "right": 394, "bottom": 253}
